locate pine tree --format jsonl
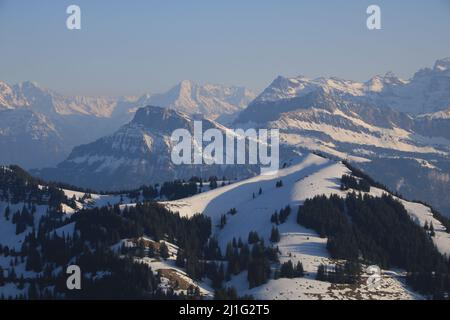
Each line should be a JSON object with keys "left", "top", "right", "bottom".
{"left": 270, "top": 211, "right": 279, "bottom": 225}
{"left": 218, "top": 263, "right": 225, "bottom": 287}
{"left": 28, "top": 282, "right": 39, "bottom": 300}
{"left": 211, "top": 263, "right": 225, "bottom": 289}
{"left": 270, "top": 226, "right": 280, "bottom": 243}
{"left": 317, "top": 264, "right": 326, "bottom": 281}
{"left": 430, "top": 222, "right": 436, "bottom": 237}
{"left": 279, "top": 260, "right": 295, "bottom": 278}
{"left": 209, "top": 176, "right": 218, "bottom": 190}
{"left": 248, "top": 231, "right": 260, "bottom": 244}
{"left": 17, "top": 275, "right": 25, "bottom": 290}
{"left": 4, "top": 206, "right": 10, "bottom": 221}
{"left": 279, "top": 205, "right": 291, "bottom": 224}
{"left": 15, "top": 219, "right": 26, "bottom": 235}
{"left": 220, "top": 214, "right": 227, "bottom": 229}
{"left": 26, "top": 247, "right": 42, "bottom": 272}
{"left": 343, "top": 260, "right": 361, "bottom": 284}
{"left": 175, "top": 249, "right": 185, "bottom": 267}
{"left": 159, "top": 242, "right": 169, "bottom": 259}
{"left": 225, "top": 242, "right": 234, "bottom": 261}
{"left": 0, "top": 267, "right": 4, "bottom": 286}
{"left": 295, "top": 261, "right": 304, "bottom": 277}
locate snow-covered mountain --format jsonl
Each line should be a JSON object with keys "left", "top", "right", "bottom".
{"left": 233, "top": 62, "right": 450, "bottom": 217}
{"left": 0, "top": 80, "right": 254, "bottom": 169}
{"left": 250, "top": 57, "right": 450, "bottom": 115}
{"left": 0, "top": 81, "right": 139, "bottom": 168}
{"left": 137, "top": 80, "right": 256, "bottom": 119}
{"left": 36, "top": 84, "right": 450, "bottom": 214}
{"left": 4, "top": 56, "right": 450, "bottom": 214}
{"left": 0, "top": 109, "right": 66, "bottom": 168}
{"left": 236, "top": 80, "right": 449, "bottom": 161}
{"left": 414, "top": 107, "right": 450, "bottom": 140}
{"left": 0, "top": 79, "right": 256, "bottom": 120}
{"left": 0, "top": 80, "right": 133, "bottom": 117}
{"left": 36, "top": 106, "right": 257, "bottom": 190}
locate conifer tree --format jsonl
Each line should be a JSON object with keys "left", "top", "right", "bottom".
{"left": 175, "top": 249, "right": 185, "bottom": 267}
{"left": 317, "top": 264, "right": 326, "bottom": 281}
{"left": 270, "top": 226, "right": 280, "bottom": 243}
{"left": 4, "top": 206, "right": 10, "bottom": 221}
{"left": 430, "top": 222, "right": 436, "bottom": 237}
{"left": 248, "top": 231, "right": 260, "bottom": 244}
{"left": 295, "top": 261, "right": 305, "bottom": 277}
{"left": 220, "top": 214, "right": 227, "bottom": 229}
{"left": 280, "top": 260, "right": 295, "bottom": 278}
{"left": 28, "top": 282, "right": 39, "bottom": 300}
{"left": 271, "top": 211, "right": 279, "bottom": 225}
{"left": 159, "top": 242, "right": 169, "bottom": 259}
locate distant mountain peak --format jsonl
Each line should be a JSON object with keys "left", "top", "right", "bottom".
{"left": 433, "top": 57, "right": 450, "bottom": 72}
{"left": 131, "top": 105, "right": 193, "bottom": 134}
{"left": 139, "top": 81, "right": 256, "bottom": 118}
{"left": 178, "top": 79, "right": 196, "bottom": 88}
{"left": 15, "top": 80, "right": 42, "bottom": 90}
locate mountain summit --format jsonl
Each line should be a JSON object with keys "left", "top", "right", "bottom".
{"left": 138, "top": 80, "right": 256, "bottom": 119}
{"left": 36, "top": 105, "right": 255, "bottom": 190}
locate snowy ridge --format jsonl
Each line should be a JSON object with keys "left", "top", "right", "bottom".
{"left": 253, "top": 57, "right": 450, "bottom": 115}
{"left": 417, "top": 107, "right": 450, "bottom": 120}
{"left": 163, "top": 153, "right": 448, "bottom": 299}
{"left": 137, "top": 80, "right": 256, "bottom": 119}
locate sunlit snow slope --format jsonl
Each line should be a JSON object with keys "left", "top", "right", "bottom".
{"left": 163, "top": 153, "right": 448, "bottom": 299}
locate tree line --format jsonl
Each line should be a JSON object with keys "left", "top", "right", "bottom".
{"left": 297, "top": 192, "right": 450, "bottom": 297}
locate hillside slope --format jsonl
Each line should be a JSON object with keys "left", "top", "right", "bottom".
{"left": 164, "top": 153, "right": 450, "bottom": 299}
{"left": 2, "top": 154, "right": 449, "bottom": 299}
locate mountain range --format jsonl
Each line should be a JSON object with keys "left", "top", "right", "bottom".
{"left": 31, "top": 57, "right": 450, "bottom": 217}
{"left": 1, "top": 57, "right": 450, "bottom": 300}
{"left": 0, "top": 80, "right": 255, "bottom": 168}
{"left": 247, "top": 57, "right": 450, "bottom": 115}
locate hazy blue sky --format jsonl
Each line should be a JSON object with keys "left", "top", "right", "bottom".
{"left": 1, "top": 0, "right": 450, "bottom": 96}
